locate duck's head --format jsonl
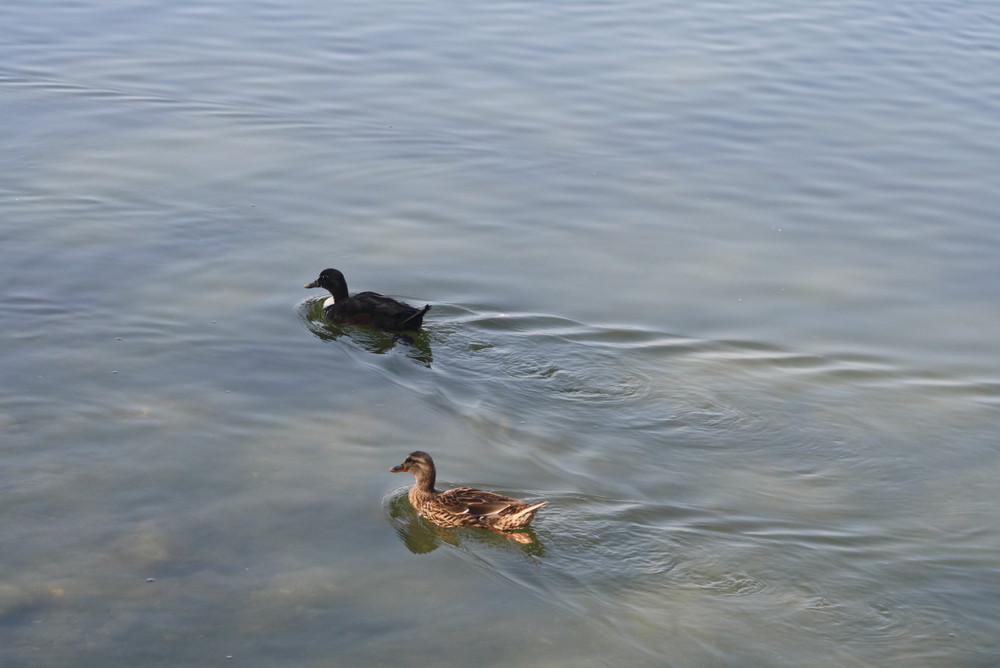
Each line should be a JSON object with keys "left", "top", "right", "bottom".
{"left": 304, "top": 268, "right": 348, "bottom": 294}
{"left": 390, "top": 451, "right": 435, "bottom": 478}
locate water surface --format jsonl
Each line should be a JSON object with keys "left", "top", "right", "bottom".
{"left": 3, "top": 0, "right": 1000, "bottom": 666}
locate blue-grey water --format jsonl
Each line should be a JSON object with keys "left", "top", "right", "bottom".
{"left": 3, "top": 0, "right": 1000, "bottom": 666}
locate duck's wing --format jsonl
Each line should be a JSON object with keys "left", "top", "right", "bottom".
{"left": 351, "top": 292, "right": 420, "bottom": 316}
{"left": 437, "top": 487, "right": 526, "bottom": 517}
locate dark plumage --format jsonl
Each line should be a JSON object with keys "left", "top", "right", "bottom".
{"left": 304, "top": 268, "right": 430, "bottom": 331}
{"left": 390, "top": 451, "right": 547, "bottom": 535}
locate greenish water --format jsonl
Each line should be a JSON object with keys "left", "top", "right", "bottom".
{"left": 3, "top": 0, "right": 1000, "bottom": 666}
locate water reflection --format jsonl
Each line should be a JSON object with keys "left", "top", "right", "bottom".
{"left": 384, "top": 491, "right": 546, "bottom": 555}
{"left": 298, "top": 298, "right": 433, "bottom": 366}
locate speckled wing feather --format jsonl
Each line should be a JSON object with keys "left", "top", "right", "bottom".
{"left": 437, "top": 487, "right": 525, "bottom": 517}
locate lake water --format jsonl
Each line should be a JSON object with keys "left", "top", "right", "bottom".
{"left": 3, "top": 0, "right": 1000, "bottom": 665}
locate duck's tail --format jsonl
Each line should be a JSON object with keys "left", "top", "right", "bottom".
{"left": 400, "top": 304, "right": 432, "bottom": 328}
{"left": 509, "top": 501, "right": 547, "bottom": 526}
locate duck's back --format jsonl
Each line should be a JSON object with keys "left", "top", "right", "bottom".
{"left": 326, "top": 291, "right": 429, "bottom": 331}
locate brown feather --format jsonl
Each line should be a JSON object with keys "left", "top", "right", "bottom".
{"left": 390, "top": 451, "right": 546, "bottom": 533}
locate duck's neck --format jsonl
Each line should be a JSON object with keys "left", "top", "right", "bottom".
{"left": 327, "top": 283, "right": 350, "bottom": 302}
{"left": 409, "top": 469, "right": 437, "bottom": 500}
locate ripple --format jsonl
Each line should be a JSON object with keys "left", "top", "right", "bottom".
{"left": 299, "top": 297, "right": 1000, "bottom": 480}
{"left": 343, "top": 306, "right": 1000, "bottom": 662}
{"left": 682, "top": 570, "right": 768, "bottom": 597}
{"left": 6, "top": 0, "right": 1000, "bottom": 663}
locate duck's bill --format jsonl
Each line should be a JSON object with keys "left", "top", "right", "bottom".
{"left": 304, "top": 281, "right": 319, "bottom": 288}
{"left": 390, "top": 464, "right": 409, "bottom": 473}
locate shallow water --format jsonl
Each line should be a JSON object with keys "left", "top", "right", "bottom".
{"left": 3, "top": 0, "right": 1000, "bottom": 666}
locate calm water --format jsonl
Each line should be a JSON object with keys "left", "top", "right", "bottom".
{"left": 3, "top": 0, "right": 1000, "bottom": 665}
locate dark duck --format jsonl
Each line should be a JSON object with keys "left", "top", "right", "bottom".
{"left": 305, "top": 268, "right": 431, "bottom": 331}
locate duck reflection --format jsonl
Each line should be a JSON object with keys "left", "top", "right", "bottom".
{"left": 386, "top": 492, "right": 545, "bottom": 556}
{"left": 300, "top": 298, "right": 433, "bottom": 366}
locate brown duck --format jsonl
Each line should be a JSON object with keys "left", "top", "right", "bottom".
{"left": 305, "top": 268, "right": 431, "bottom": 331}
{"left": 390, "top": 451, "right": 547, "bottom": 535}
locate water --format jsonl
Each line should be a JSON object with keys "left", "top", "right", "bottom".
{"left": 3, "top": 0, "right": 1000, "bottom": 665}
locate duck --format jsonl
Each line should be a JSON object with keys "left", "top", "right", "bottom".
{"left": 304, "top": 268, "right": 431, "bottom": 331}
{"left": 390, "top": 451, "right": 547, "bottom": 535}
